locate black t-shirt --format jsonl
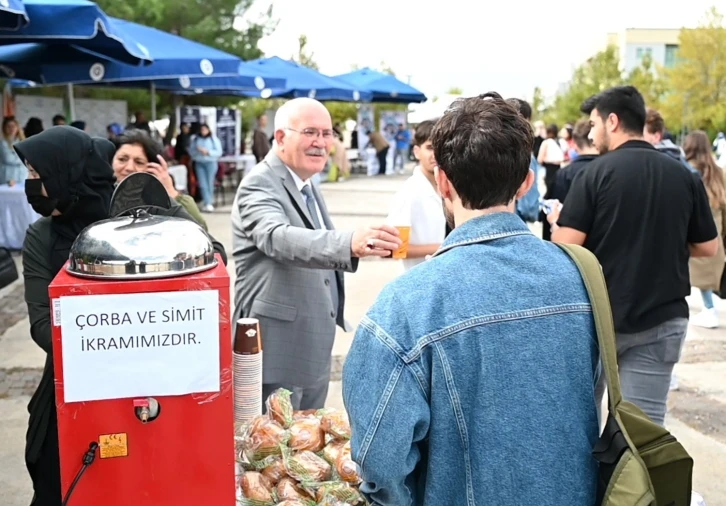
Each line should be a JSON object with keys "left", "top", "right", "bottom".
{"left": 558, "top": 140, "right": 717, "bottom": 334}
{"left": 550, "top": 154, "right": 599, "bottom": 203}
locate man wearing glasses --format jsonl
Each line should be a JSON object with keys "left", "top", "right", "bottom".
{"left": 231, "top": 98, "right": 402, "bottom": 410}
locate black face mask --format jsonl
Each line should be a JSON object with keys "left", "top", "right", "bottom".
{"left": 25, "top": 179, "right": 58, "bottom": 217}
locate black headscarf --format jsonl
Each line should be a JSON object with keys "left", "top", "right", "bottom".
{"left": 14, "top": 126, "right": 117, "bottom": 274}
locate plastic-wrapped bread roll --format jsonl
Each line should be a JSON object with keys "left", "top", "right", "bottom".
{"left": 288, "top": 416, "right": 325, "bottom": 452}
{"left": 240, "top": 471, "right": 274, "bottom": 504}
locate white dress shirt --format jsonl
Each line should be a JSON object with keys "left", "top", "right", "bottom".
{"left": 387, "top": 166, "right": 446, "bottom": 271}
{"left": 287, "top": 166, "right": 327, "bottom": 230}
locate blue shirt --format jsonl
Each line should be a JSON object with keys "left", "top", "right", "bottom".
{"left": 190, "top": 135, "right": 223, "bottom": 163}
{"left": 343, "top": 212, "right": 599, "bottom": 506}
{"left": 395, "top": 129, "right": 411, "bottom": 150}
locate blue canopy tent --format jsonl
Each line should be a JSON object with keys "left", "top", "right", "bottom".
{"left": 148, "top": 72, "right": 287, "bottom": 95}
{"left": 0, "top": 0, "right": 28, "bottom": 30}
{"left": 0, "top": 18, "right": 246, "bottom": 84}
{"left": 334, "top": 68, "right": 426, "bottom": 104}
{"left": 228, "top": 57, "right": 371, "bottom": 102}
{"left": 0, "top": 18, "right": 288, "bottom": 119}
{"left": 0, "top": 0, "right": 151, "bottom": 65}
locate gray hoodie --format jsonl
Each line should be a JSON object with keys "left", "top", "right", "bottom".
{"left": 655, "top": 139, "right": 697, "bottom": 174}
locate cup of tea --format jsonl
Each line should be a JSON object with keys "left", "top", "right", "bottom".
{"left": 234, "top": 318, "right": 261, "bottom": 355}
{"left": 392, "top": 225, "right": 411, "bottom": 259}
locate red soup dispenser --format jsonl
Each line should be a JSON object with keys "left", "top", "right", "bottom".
{"left": 48, "top": 210, "right": 234, "bottom": 506}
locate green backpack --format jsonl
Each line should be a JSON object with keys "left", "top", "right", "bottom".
{"left": 558, "top": 244, "right": 694, "bottom": 506}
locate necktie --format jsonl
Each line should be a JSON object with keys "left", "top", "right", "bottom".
{"left": 300, "top": 184, "right": 339, "bottom": 317}
{"left": 300, "top": 185, "right": 322, "bottom": 229}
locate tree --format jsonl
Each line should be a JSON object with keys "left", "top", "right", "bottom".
{"left": 294, "top": 34, "right": 319, "bottom": 70}
{"left": 446, "top": 87, "right": 463, "bottom": 95}
{"left": 546, "top": 45, "right": 623, "bottom": 126}
{"left": 95, "top": 0, "right": 276, "bottom": 61}
{"left": 326, "top": 102, "right": 359, "bottom": 125}
{"left": 75, "top": 0, "right": 278, "bottom": 121}
{"left": 379, "top": 62, "right": 396, "bottom": 76}
{"left": 624, "top": 53, "right": 668, "bottom": 111}
{"left": 531, "top": 86, "right": 546, "bottom": 120}
{"left": 661, "top": 7, "right": 726, "bottom": 134}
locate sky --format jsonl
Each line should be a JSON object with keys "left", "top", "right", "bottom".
{"left": 240, "top": 1, "right": 718, "bottom": 102}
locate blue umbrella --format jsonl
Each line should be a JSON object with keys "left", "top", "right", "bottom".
{"left": 0, "top": 0, "right": 150, "bottom": 65}
{"left": 334, "top": 67, "right": 427, "bottom": 104}
{"left": 148, "top": 72, "right": 287, "bottom": 94}
{"left": 0, "top": 18, "right": 259, "bottom": 84}
{"left": 0, "top": 0, "right": 28, "bottom": 30}
{"left": 0, "top": 46, "right": 286, "bottom": 93}
{"left": 232, "top": 57, "right": 370, "bottom": 102}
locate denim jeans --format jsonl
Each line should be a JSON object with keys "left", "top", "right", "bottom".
{"left": 195, "top": 161, "right": 217, "bottom": 207}
{"left": 394, "top": 147, "right": 408, "bottom": 170}
{"left": 701, "top": 289, "right": 714, "bottom": 309}
{"left": 595, "top": 317, "right": 688, "bottom": 426}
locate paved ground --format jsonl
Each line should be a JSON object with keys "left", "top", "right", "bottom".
{"left": 1, "top": 171, "right": 725, "bottom": 504}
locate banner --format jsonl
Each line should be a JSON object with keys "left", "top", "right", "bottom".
{"left": 179, "top": 106, "right": 202, "bottom": 127}
{"left": 216, "top": 107, "right": 237, "bottom": 157}
{"left": 379, "top": 111, "right": 407, "bottom": 144}
{"left": 357, "top": 105, "right": 374, "bottom": 151}
{"left": 380, "top": 111, "right": 407, "bottom": 174}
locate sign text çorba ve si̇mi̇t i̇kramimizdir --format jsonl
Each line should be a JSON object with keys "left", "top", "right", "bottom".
{"left": 56, "top": 290, "right": 220, "bottom": 403}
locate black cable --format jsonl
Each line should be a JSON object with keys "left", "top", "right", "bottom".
{"left": 61, "top": 442, "right": 98, "bottom": 506}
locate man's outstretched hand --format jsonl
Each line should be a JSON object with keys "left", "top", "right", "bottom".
{"left": 351, "top": 225, "right": 402, "bottom": 258}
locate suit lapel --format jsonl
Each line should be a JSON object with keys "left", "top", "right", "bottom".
{"left": 264, "top": 152, "right": 315, "bottom": 229}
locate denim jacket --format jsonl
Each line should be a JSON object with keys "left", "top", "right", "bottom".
{"left": 343, "top": 212, "right": 600, "bottom": 506}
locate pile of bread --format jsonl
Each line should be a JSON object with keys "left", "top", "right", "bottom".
{"left": 236, "top": 389, "right": 366, "bottom": 506}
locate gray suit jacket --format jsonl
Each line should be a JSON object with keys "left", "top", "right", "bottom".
{"left": 231, "top": 151, "right": 359, "bottom": 387}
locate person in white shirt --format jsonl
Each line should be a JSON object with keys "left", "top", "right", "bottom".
{"left": 387, "top": 120, "right": 446, "bottom": 271}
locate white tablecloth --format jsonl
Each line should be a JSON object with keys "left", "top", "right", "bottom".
{"left": 220, "top": 154, "right": 257, "bottom": 177}
{"left": 365, "top": 148, "right": 379, "bottom": 176}
{"left": 0, "top": 183, "right": 41, "bottom": 250}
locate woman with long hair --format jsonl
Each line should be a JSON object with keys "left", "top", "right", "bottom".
{"left": 0, "top": 116, "right": 26, "bottom": 185}
{"left": 537, "top": 123, "right": 564, "bottom": 240}
{"left": 18, "top": 126, "right": 117, "bottom": 505}
{"left": 684, "top": 130, "right": 726, "bottom": 328}
{"left": 189, "top": 123, "right": 222, "bottom": 212}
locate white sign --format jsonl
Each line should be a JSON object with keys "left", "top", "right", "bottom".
{"left": 60, "top": 290, "right": 220, "bottom": 403}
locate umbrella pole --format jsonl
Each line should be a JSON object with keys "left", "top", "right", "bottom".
{"left": 67, "top": 84, "right": 76, "bottom": 122}
{"left": 150, "top": 82, "right": 157, "bottom": 123}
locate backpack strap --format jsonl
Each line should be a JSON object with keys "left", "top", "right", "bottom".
{"left": 556, "top": 243, "right": 623, "bottom": 410}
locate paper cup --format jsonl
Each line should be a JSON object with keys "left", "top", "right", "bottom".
{"left": 392, "top": 225, "right": 411, "bottom": 259}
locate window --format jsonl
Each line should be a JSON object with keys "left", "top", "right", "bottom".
{"left": 635, "top": 47, "right": 653, "bottom": 61}
{"left": 665, "top": 44, "right": 679, "bottom": 68}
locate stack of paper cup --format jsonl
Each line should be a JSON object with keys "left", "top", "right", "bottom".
{"left": 233, "top": 318, "right": 263, "bottom": 424}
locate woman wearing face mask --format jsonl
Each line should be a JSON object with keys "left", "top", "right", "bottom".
{"left": 189, "top": 124, "right": 222, "bottom": 213}
{"left": 17, "top": 126, "right": 117, "bottom": 506}
{"left": 111, "top": 130, "right": 227, "bottom": 262}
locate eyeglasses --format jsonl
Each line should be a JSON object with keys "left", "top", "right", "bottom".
{"left": 285, "top": 127, "right": 335, "bottom": 140}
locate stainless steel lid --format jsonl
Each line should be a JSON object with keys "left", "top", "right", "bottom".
{"left": 67, "top": 212, "right": 217, "bottom": 280}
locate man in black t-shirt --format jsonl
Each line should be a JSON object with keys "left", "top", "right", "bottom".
{"left": 547, "top": 85, "right": 718, "bottom": 426}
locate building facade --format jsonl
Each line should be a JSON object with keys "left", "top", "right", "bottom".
{"left": 606, "top": 28, "right": 681, "bottom": 74}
